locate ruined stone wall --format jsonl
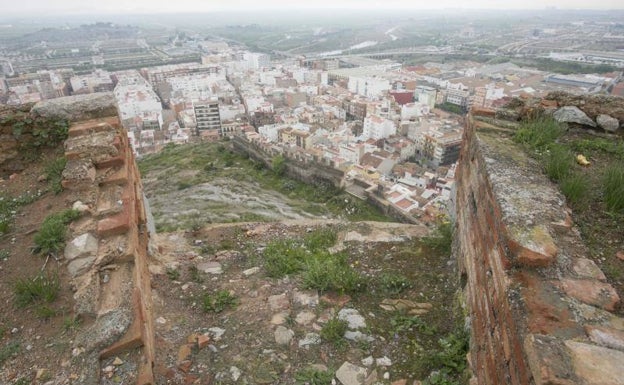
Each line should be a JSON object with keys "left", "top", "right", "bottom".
{"left": 32, "top": 94, "right": 155, "bottom": 385}
{"left": 456, "top": 110, "right": 624, "bottom": 385}
{"left": 231, "top": 135, "right": 345, "bottom": 188}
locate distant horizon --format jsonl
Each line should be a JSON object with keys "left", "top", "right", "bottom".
{"left": 2, "top": 0, "right": 624, "bottom": 17}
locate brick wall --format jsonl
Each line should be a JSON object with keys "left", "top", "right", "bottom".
{"left": 456, "top": 111, "right": 624, "bottom": 385}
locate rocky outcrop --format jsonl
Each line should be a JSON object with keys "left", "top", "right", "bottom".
{"left": 596, "top": 114, "right": 620, "bottom": 133}
{"left": 553, "top": 106, "right": 597, "bottom": 127}
{"left": 31, "top": 92, "right": 117, "bottom": 122}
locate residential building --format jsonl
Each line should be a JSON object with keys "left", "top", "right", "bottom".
{"left": 193, "top": 98, "right": 221, "bottom": 136}
{"left": 362, "top": 115, "right": 396, "bottom": 140}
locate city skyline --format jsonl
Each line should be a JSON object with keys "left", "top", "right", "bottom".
{"left": 2, "top": 0, "right": 624, "bottom": 16}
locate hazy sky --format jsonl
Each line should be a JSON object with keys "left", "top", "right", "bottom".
{"left": 2, "top": 0, "right": 623, "bottom": 15}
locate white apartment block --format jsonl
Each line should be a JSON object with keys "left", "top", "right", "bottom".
{"left": 348, "top": 76, "right": 391, "bottom": 99}
{"left": 362, "top": 115, "right": 396, "bottom": 140}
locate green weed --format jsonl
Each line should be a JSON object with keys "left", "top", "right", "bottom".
{"left": 377, "top": 272, "right": 413, "bottom": 296}
{"left": 166, "top": 268, "right": 180, "bottom": 281}
{"left": 263, "top": 239, "right": 307, "bottom": 278}
{"left": 33, "top": 209, "right": 81, "bottom": 255}
{"left": 35, "top": 305, "right": 57, "bottom": 319}
{"left": 202, "top": 290, "right": 238, "bottom": 313}
{"left": 391, "top": 314, "right": 437, "bottom": 336}
{"left": 63, "top": 316, "right": 81, "bottom": 332}
{"left": 14, "top": 273, "right": 60, "bottom": 307}
{"left": 302, "top": 252, "right": 366, "bottom": 294}
{"left": 320, "top": 317, "right": 348, "bottom": 347}
{"left": 303, "top": 228, "right": 337, "bottom": 250}
{"left": 295, "top": 367, "right": 335, "bottom": 385}
{"left": 422, "top": 328, "right": 469, "bottom": 385}
{"left": 45, "top": 157, "right": 67, "bottom": 195}
{"left": 0, "top": 342, "right": 19, "bottom": 365}
{"left": 422, "top": 221, "right": 453, "bottom": 255}
{"left": 189, "top": 265, "right": 203, "bottom": 283}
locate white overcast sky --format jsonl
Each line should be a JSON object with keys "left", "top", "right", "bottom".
{"left": 2, "top": 0, "right": 623, "bottom": 15}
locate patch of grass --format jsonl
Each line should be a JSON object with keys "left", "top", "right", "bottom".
{"left": 35, "top": 304, "right": 57, "bottom": 319}
{"left": 177, "top": 181, "right": 193, "bottom": 190}
{"left": 377, "top": 272, "right": 413, "bottom": 296}
{"left": 603, "top": 164, "right": 624, "bottom": 213}
{"left": 0, "top": 341, "right": 20, "bottom": 365}
{"left": 571, "top": 138, "right": 624, "bottom": 160}
{"left": 422, "top": 221, "right": 453, "bottom": 255}
{"left": 544, "top": 145, "right": 573, "bottom": 182}
{"left": 0, "top": 249, "right": 9, "bottom": 260}
{"left": 263, "top": 239, "right": 307, "bottom": 278}
{"left": 422, "top": 329, "right": 470, "bottom": 385}
{"left": 45, "top": 156, "right": 67, "bottom": 195}
{"left": 391, "top": 314, "right": 437, "bottom": 336}
{"left": 201, "top": 290, "right": 238, "bottom": 313}
{"left": 166, "top": 268, "right": 180, "bottom": 281}
{"left": 13, "top": 377, "right": 30, "bottom": 385}
{"left": 320, "top": 317, "right": 348, "bottom": 347}
{"left": 0, "top": 191, "right": 42, "bottom": 235}
{"left": 302, "top": 252, "right": 366, "bottom": 295}
{"left": 63, "top": 316, "right": 81, "bottom": 332}
{"left": 188, "top": 265, "right": 203, "bottom": 283}
{"left": 303, "top": 228, "right": 337, "bottom": 250}
{"left": 33, "top": 209, "right": 81, "bottom": 256}
{"left": 295, "top": 367, "right": 335, "bottom": 385}
{"left": 513, "top": 116, "right": 565, "bottom": 150}
{"left": 14, "top": 273, "right": 60, "bottom": 307}
{"left": 560, "top": 173, "right": 589, "bottom": 207}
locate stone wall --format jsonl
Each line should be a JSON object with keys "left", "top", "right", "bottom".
{"left": 32, "top": 95, "right": 155, "bottom": 385}
{"left": 231, "top": 135, "right": 345, "bottom": 188}
{"left": 456, "top": 109, "right": 624, "bottom": 385}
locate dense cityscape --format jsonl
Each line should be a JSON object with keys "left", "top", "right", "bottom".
{"left": 1, "top": 4, "right": 624, "bottom": 385}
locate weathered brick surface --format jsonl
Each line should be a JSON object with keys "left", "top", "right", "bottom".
{"left": 457, "top": 113, "right": 623, "bottom": 385}
{"left": 62, "top": 116, "right": 155, "bottom": 385}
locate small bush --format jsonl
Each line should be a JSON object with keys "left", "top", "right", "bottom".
{"left": 272, "top": 155, "right": 287, "bottom": 176}
{"left": 33, "top": 209, "right": 81, "bottom": 255}
{"left": 14, "top": 273, "right": 60, "bottom": 307}
{"left": 295, "top": 367, "right": 335, "bottom": 385}
{"left": 202, "top": 290, "right": 238, "bottom": 313}
{"left": 603, "top": 164, "right": 624, "bottom": 213}
{"left": 320, "top": 317, "right": 348, "bottom": 347}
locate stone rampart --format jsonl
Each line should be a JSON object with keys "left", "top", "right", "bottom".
{"left": 457, "top": 103, "right": 623, "bottom": 385}
{"left": 32, "top": 94, "right": 155, "bottom": 385}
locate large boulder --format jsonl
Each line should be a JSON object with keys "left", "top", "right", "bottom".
{"left": 31, "top": 92, "right": 117, "bottom": 122}
{"left": 553, "top": 106, "right": 596, "bottom": 127}
{"left": 596, "top": 114, "right": 620, "bottom": 133}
